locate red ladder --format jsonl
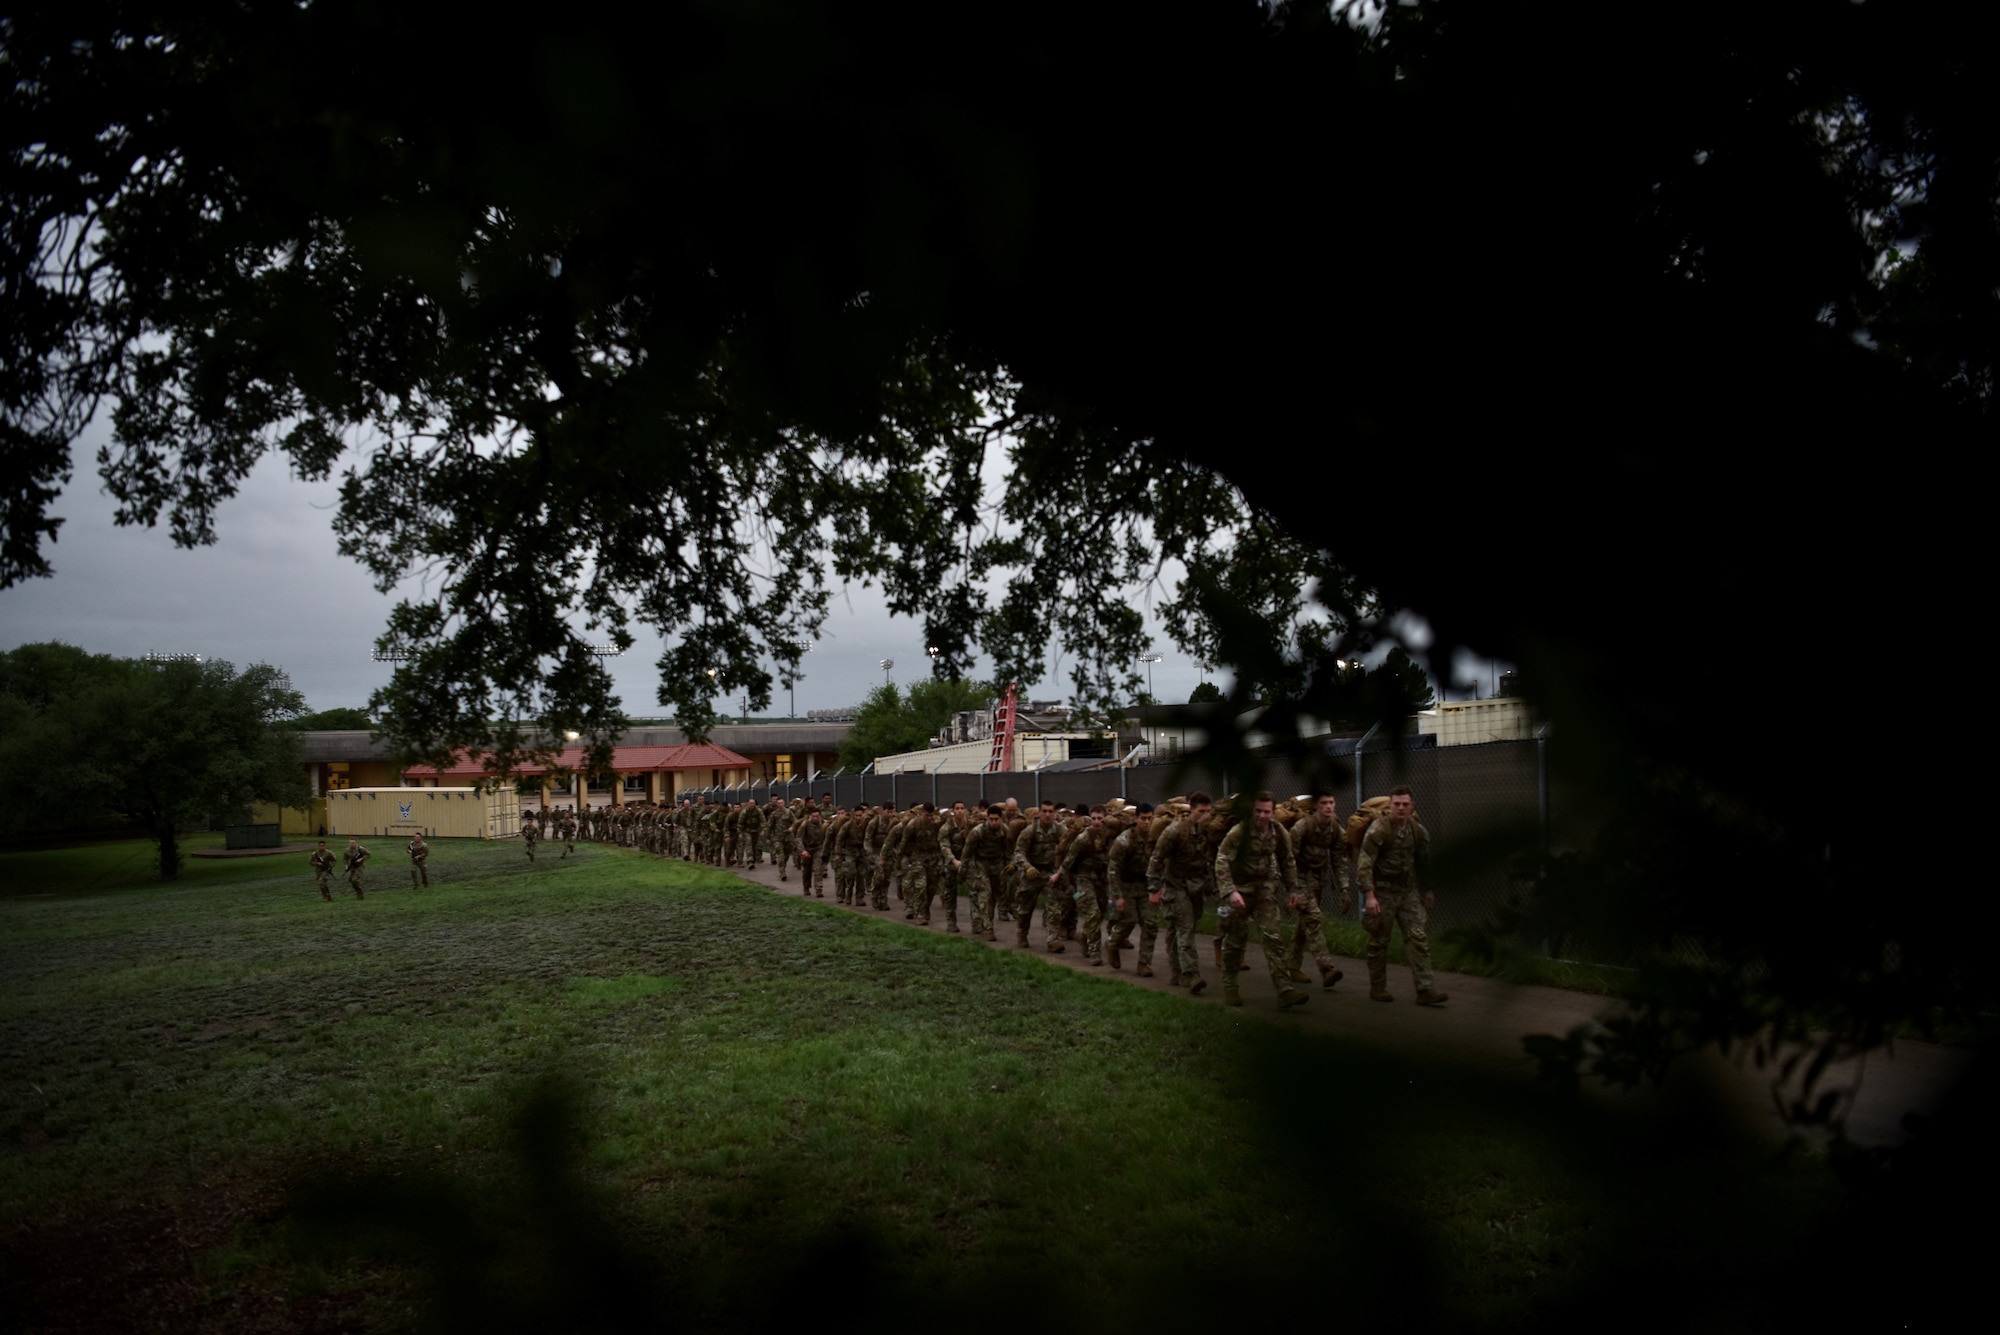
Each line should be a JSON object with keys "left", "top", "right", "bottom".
{"left": 986, "top": 682, "right": 1019, "bottom": 772}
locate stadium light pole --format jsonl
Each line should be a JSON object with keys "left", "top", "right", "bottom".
{"left": 1138, "top": 651, "right": 1163, "bottom": 701}
{"left": 879, "top": 658, "right": 893, "bottom": 689}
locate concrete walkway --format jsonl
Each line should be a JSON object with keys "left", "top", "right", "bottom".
{"left": 724, "top": 853, "right": 1969, "bottom": 1148}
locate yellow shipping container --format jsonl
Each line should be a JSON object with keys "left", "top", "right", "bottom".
{"left": 325, "top": 787, "right": 521, "bottom": 839}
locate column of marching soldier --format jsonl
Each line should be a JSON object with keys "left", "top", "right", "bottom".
{"left": 312, "top": 787, "right": 1446, "bottom": 1009}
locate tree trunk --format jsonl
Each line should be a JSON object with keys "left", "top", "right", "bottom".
{"left": 156, "top": 822, "right": 181, "bottom": 880}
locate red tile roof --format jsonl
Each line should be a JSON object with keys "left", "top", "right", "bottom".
{"left": 402, "top": 742, "right": 751, "bottom": 779}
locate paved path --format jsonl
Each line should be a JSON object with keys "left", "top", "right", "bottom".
{"left": 720, "top": 852, "right": 1968, "bottom": 1148}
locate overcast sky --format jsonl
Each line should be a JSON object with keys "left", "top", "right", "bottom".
{"left": 1, "top": 422, "right": 1502, "bottom": 719}
{"left": 0, "top": 423, "right": 1228, "bottom": 717}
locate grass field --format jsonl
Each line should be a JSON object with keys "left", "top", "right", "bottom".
{"left": 2, "top": 835, "right": 1850, "bottom": 1332}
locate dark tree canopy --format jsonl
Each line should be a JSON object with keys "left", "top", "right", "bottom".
{"left": 284, "top": 706, "right": 374, "bottom": 732}
{"left": 837, "top": 678, "right": 995, "bottom": 773}
{"left": 0, "top": 643, "right": 309, "bottom": 876}
{"left": 3, "top": 0, "right": 1992, "bottom": 1123}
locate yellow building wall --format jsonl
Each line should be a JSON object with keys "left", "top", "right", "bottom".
{"left": 325, "top": 787, "right": 520, "bottom": 839}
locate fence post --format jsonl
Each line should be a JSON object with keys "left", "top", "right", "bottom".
{"left": 1353, "top": 721, "right": 1380, "bottom": 809}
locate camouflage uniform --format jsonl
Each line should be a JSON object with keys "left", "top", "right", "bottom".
{"left": 1146, "top": 815, "right": 1212, "bottom": 990}
{"left": 863, "top": 808, "right": 893, "bottom": 910}
{"left": 936, "top": 808, "right": 971, "bottom": 931}
{"left": 1213, "top": 816, "right": 1308, "bottom": 1006}
{"left": 833, "top": 810, "right": 868, "bottom": 904}
{"left": 407, "top": 835, "right": 431, "bottom": 888}
{"left": 1055, "top": 816, "right": 1113, "bottom": 962}
{"left": 309, "top": 844, "right": 336, "bottom": 900}
{"left": 1104, "top": 819, "right": 1161, "bottom": 972}
{"left": 1282, "top": 809, "right": 1349, "bottom": 985}
{"left": 558, "top": 809, "right": 578, "bottom": 857}
{"left": 1011, "top": 812, "right": 1066, "bottom": 951}
{"left": 343, "top": 841, "right": 370, "bottom": 897}
{"left": 958, "top": 816, "right": 1011, "bottom": 939}
{"left": 767, "top": 799, "right": 794, "bottom": 879}
{"left": 1357, "top": 813, "right": 1438, "bottom": 999}
{"left": 796, "top": 812, "right": 828, "bottom": 896}
{"left": 522, "top": 817, "right": 540, "bottom": 860}
{"left": 895, "top": 812, "right": 950, "bottom": 927}
{"left": 736, "top": 800, "right": 765, "bottom": 867}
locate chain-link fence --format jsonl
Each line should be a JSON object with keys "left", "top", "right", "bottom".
{"left": 682, "top": 735, "right": 1550, "bottom": 937}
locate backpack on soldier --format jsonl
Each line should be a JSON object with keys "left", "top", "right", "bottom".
{"left": 1344, "top": 796, "right": 1395, "bottom": 852}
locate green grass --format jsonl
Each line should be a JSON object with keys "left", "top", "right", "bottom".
{"left": 1, "top": 837, "right": 1847, "bottom": 1333}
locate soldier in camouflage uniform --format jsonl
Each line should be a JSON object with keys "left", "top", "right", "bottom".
{"left": 1146, "top": 792, "right": 1214, "bottom": 993}
{"left": 407, "top": 832, "right": 431, "bottom": 888}
{"left": 1358, "top": 785, "right": 1447, "bottom": 1005}
{"left": 936, "top": 800, "right": 971, "bottom": 932}
{"left": 1213, "top": 792, "right": 1310, "bottom": 1010}
{"left": 1051, "top": 805, "right": 1114, "bottom": 963}
{"left": 824, "top": 807, "right": 851, "bottom": 901}
{"left": 893, "top": 804, "right": 952, "bottom": 928}
{"left": 309, "top": 840, "right": 336, "bottom": 901}
{"left": 863, "top": 804, "right": 894, "bottom": 910}
{"left": 998, "top": 798, "right": 1025, "bottom": 923}
{"left": 796, "top": 805, "right": 828, "bottom": 896}
{"left": 736, "top": 798, "right": 765, "bottom": 868}
{"left": 522, "top": 816, "right": 540, "bottom": 860}
{"left": 1103, "top": 803, "right": 1161, "bottom": 973}
{"left": 767, "top": 796, "right": 794, "bottom": 880}
{"left": 1011, "top": 801, "right": 1066, "bottom": 952}
{"left": 833, "top": 805, "right": 868, "bottom": 905}
{"left": 955, "top": 803, "right": 1011, "bottom": 940}
{"left": 558, "top": 807, "right": 578, "bottom": 857}
{"left": 1281, "top": 794, "right": 1348, "bottom": 989}
{"left": 343, "top": 838, "right": 371, "bottom": 896}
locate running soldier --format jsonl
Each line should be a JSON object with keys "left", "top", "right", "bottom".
{"left": 522, "top": 814, "right": 540, "bottom": 860}
{"left": 407, "top": 831, "right": 431, "bottom": 888}
{"left": 309, "top": 840, "right": 336, "bottom": 901}
{"left": 1213, "top": 791, "right": 1311, "bottom": 1010}
{"left": 1357, "top": 785, "right": 1448, "bottom": 1005}
{"left": 343, "top": 838, "right": 371, "bottom": 897}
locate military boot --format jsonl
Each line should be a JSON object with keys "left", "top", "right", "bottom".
{"left": 1135, "top": 962, "right": 1154, "bottom": 978}
{"left": 1016, "top": 924, "right": 1031, "bottom": 948}
{"left": 1106, "top": 941, "right": 1122, "bottom": 970}
{"left": 1368, "top": 958, "right": 1392, "bottom": 1001}
{"left": 1289, "top": 967, "right": 1310, "bottom": 984}
{"left": 1223, "top": 983, "right": 1243, "bottom": 1007}
{"left": 1320, "top": 963, "right": 1345, "bottom": 989}
{"left": 1416, "top": 989, "right": 1450, "bottom": 1006}
{"left": 1279, "top": 988, "right": 1310, "bottom": 1010}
